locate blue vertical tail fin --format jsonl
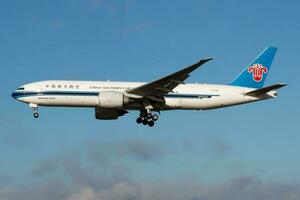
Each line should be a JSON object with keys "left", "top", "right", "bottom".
{"left": 230, "top": 47, "right": 277, "bottom": 88}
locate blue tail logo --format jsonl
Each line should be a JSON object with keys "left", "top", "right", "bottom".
{"left": 231, "top": 47, "right": 277, "bottom": 88}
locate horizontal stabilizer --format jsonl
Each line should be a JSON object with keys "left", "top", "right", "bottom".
{"left": 245, "top": 83, "right": 287, "bottom": 96}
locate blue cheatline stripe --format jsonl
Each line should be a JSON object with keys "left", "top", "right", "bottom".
{"left": 12, "top": 90, "right": 219, "bottom": 99}
{"left": 12, "top": 91, "right": 99, "bottom": 98}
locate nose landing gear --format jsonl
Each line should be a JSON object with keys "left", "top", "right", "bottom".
{"left": 136, "top": 111, "right": 159, "bottom": 127}
{"left": 30, "top": 103, "right": 39, "bottom": 119}
{"left": 33, "top": 112, "right": 39, "bottom": 118}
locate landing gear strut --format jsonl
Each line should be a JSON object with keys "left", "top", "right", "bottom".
{"left": 136, "top": 111, "right": 159, "bottom": 127}
{"left": 30, "top": 103, "right": 39, "bottom": 119}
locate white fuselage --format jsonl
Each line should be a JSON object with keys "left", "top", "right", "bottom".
{"left": 12, "top": 80, "right": 276, "bottom": 111}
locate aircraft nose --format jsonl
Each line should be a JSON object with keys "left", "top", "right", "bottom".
{"left": 11, "top": 91, "right": 18, "bottom": 99}
{"left": 12, "top": 90, "right": 24, "bottom": 100}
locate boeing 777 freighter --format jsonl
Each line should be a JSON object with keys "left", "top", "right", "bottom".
{"left": 12, "top": 47, "right": 286, "bottom": 127}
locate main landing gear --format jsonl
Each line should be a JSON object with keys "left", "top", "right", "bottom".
{"left": 136, "top": 111, "right": 159, "bottom": 127}
{"left": 30, "top": 103, "right": 39, "bottom": 119}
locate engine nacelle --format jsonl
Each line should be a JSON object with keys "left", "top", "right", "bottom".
{"left": 98, "top": 91, "right": 129, "bottom": 108}
{"left": 95, "top": 107, "right": 128, "bottom": 120}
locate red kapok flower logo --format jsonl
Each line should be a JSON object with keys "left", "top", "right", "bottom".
{"left": 247, "top": 64, "right": 268, "bottom": 82}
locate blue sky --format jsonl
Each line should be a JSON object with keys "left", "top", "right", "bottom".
{"left": 0, "top": 0, "right": 299, "bottom": 199}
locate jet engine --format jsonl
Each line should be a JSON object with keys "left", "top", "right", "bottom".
{"left": 98, "top": 91, "right": 130, "bottom": 108}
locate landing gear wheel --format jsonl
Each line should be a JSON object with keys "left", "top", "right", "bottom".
{"left": 140, "top": 112, "right": 146, "bottom": 118}
{"left": 148, "top": 120, "right": 154, "bottom": 127}
{"left": 146, "top": 113, "right": 152, "bottom": 119}
{"left": 33, "top": 112, "right": 39, "bottom": 118}
{"left": 136, "top": 117, "right": 142, "bottom": 124}
{"left": 142, "top": 119, "right": 148, "bottom": 125}
{"left": 151, "top": 114, "right": 159, "bottom": 121}
{"left": 138, "top": 109, "right": 159, "bottom": 127}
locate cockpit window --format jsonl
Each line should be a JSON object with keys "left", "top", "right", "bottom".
{"left": 17, "top": 87, "right": 25, "bottom": 90}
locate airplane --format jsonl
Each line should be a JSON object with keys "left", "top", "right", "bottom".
{"left": 12, "top": 47, "right": 286, "bottom": 127}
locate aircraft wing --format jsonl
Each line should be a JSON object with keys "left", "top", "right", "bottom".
{"left": 126, "top": 58, "right": 213, "bottom": 99}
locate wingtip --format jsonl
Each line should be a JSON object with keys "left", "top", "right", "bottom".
{"left": 278, "top": 83, "right": 287, "bottom": 87}
{"left": 200, "top": 57, "right": 214, "bottom": 63}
